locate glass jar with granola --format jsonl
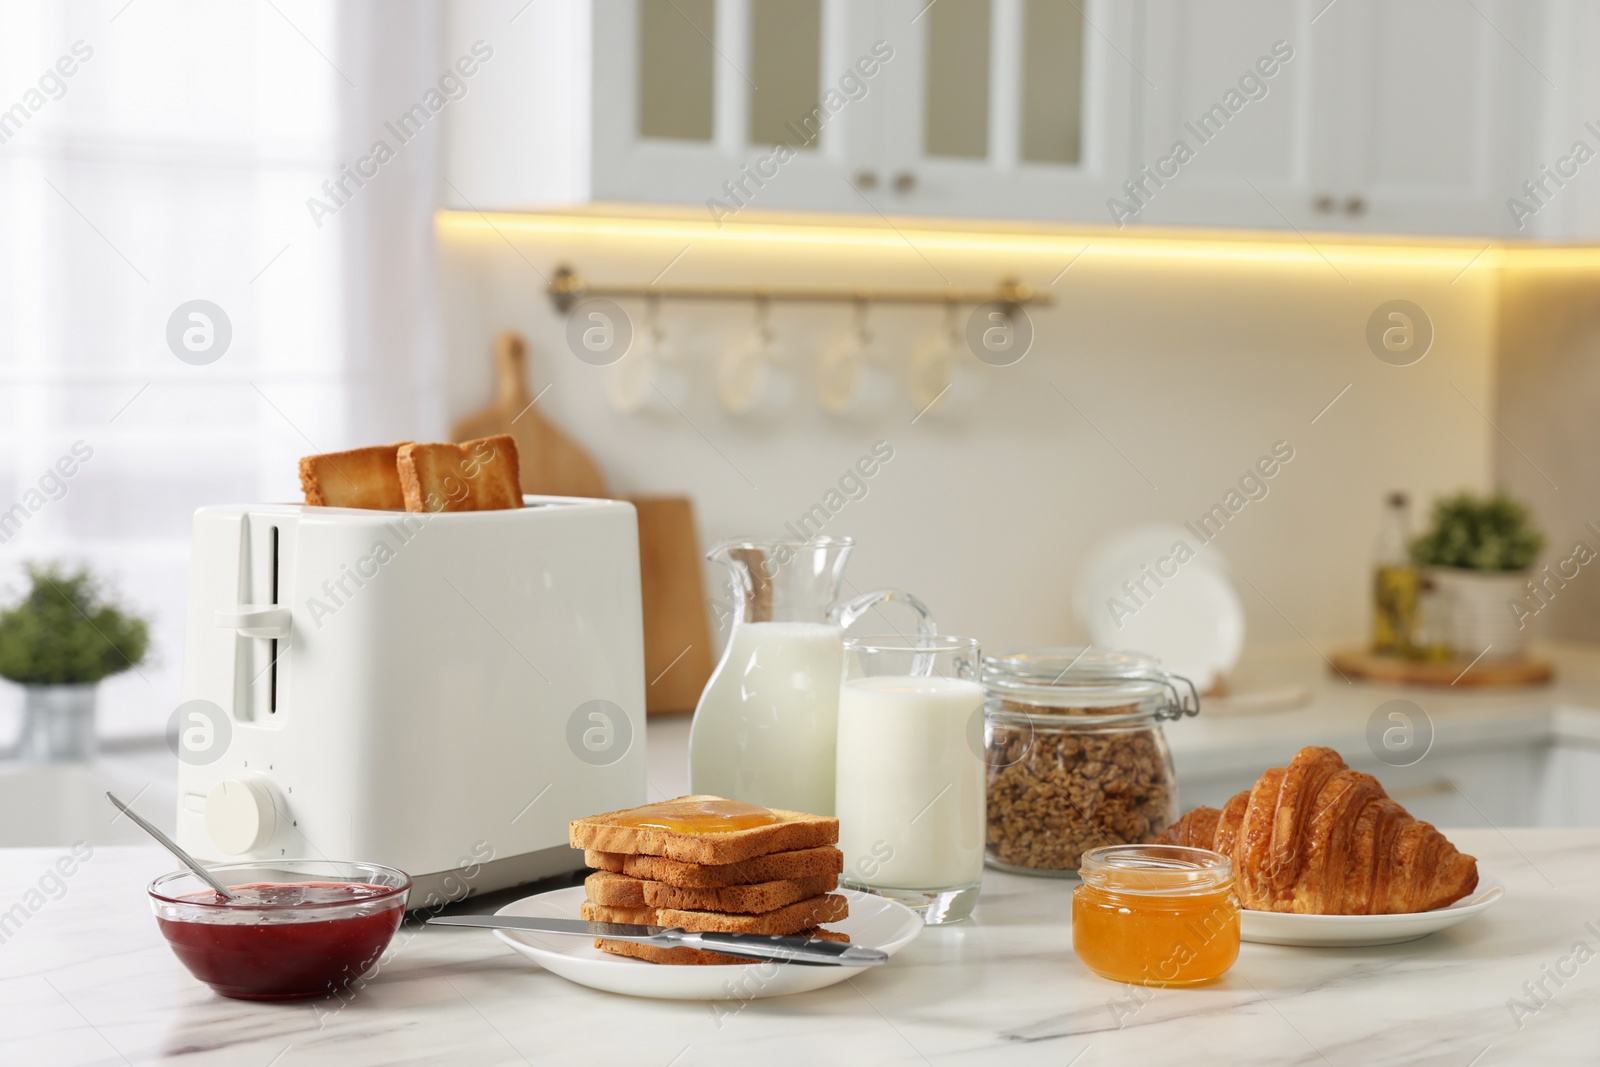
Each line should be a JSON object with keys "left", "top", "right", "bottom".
{"left": 982, "top": 649, "right": 1198, "bottom": 877}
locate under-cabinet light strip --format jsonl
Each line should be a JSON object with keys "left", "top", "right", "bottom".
{"left": 438, "top": 210, "right": 1600, "bottom": 273}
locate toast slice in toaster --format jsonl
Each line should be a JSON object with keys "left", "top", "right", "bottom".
{"left": 396, "top": 435, "right": 523, "bottom": 513}
{"left": 569, "top": 796, "right": 839, "bottom": 866}
{"left": 299, "top": 443, "right": 410, "bottom": 510}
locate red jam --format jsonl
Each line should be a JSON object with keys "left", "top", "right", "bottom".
{"left": 155, "top": 882, "right": 405, "bottom": 1000}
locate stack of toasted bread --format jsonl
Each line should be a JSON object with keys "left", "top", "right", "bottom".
{"left": 569, "top": 796, "right": 849, "bottom": 965}
{"left": 298, "top": 435, "right": 522, "bottom": 513}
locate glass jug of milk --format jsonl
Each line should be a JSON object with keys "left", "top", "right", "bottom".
{"left": 688, "top": 536, "right": 933, "bottom": 815}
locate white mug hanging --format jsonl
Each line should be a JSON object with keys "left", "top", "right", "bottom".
{"left": 908, "top": 301, "right": 983, "bottom": 421}
{"left": 817, "top": 300, "right": 894, "bottom": 419}
{"left": 718, "top": 299, "right": 792, "bottom": 416}
{"left": 606, "top": 296, "right": 688, "bottom": 415}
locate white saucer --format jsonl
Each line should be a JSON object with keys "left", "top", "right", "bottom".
{"left": 1241, "top": 874, "right": 1503, "bottom": 947}
{"left": 491, "top": 886, "right": 923, "bottom": 1000}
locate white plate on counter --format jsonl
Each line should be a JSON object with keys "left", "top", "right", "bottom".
{"left": 491, "top": 886, "right": 923, "bottom": 1000}
{"left": 1241, "top": 874, "right": 1504, "bottom": 947}
{"left": 1075, "top": 524, "right": 1245, "bottom": 692}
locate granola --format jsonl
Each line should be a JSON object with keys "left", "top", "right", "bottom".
{"left": 985, "top": 702, "right": 1176, "bottom": 873}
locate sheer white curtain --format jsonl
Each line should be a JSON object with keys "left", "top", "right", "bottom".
{"left": 0, "top": 0, "right": 446, "bottom": 738}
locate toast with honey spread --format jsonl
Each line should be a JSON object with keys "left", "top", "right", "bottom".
{"left": 572, "top": 796, "right": 850, "bottom": 965}
{"left": 569, "top": 796, "right": 839, "bottom": 866}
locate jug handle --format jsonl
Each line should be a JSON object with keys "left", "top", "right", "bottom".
{"left": 830, "top": 589, "right": 936, "bottom": 636}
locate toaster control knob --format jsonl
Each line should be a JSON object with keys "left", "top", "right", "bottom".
{"left": 204, "top": 779, "right": 279, "bottom": 856}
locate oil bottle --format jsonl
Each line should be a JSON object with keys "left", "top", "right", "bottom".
{"left": 1372, "top": 491, "right": 1420, "bottom": 656}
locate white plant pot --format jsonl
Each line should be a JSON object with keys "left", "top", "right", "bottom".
{"left": 1425, "top": 568, "right": 1531, "bottom": 661}
{"left": 2, "top": 683, "right": 99, "bottom": 762}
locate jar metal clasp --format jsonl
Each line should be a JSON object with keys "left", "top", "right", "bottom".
{"left": 1154, "top": 672, "right": 1201, "bottom": 721}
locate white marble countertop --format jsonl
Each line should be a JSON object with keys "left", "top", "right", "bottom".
{"left": 2, "top": 830, "right": 1597, "bottom": 1066}
{"left": 5, "top": 645, "right": 1600, "bottom": 1064}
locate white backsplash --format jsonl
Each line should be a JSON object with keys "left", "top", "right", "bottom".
{"left": 438, "top": 218, "right": 1498, "bottom": 657}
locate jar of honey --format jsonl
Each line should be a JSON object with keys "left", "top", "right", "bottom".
{"left": 1072, "top": 844, "right": 1240, "bottom": 986}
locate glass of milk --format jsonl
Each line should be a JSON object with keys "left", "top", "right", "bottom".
{"left": 836, "top": 635, "right": 985, "bottom": 924}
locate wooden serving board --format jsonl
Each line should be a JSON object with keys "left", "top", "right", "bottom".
{"left": 1330, "top": 647, "right": 1554, "bottom": 687}
{"left": 451, "top": 331, "right": 607, "bottom": 498}
{"left": 629, "top": 496, "right": 714, "bottom": 715}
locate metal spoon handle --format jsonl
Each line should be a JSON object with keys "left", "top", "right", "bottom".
{"left": 106, "top": 791, "right": 238, "bottom": 901}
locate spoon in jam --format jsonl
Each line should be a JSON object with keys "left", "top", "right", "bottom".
{"left": 106, "top": 791, "right": 239, "bottom": 902}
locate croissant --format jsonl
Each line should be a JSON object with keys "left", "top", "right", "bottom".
{"left": 1157, "top": 746, "right": 1478, "bottom": 914}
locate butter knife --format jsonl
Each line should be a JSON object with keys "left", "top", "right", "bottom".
{"left": 427, "top": 915, "right": 886, "bottom": 967}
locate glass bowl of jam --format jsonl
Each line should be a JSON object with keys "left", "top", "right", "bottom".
{"left": 148, "top": 860, "right": 411, "bottom": 1000}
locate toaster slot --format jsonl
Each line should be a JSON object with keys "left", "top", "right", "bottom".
{"left": 230, "top": 515, "right": 282, "bottom": 724}
{"left": 269, "top": 524, "right": 279, "bottom": 714}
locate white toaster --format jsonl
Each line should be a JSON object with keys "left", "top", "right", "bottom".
{"left": 174, "top": 498, "right": 647, "bottom": 905}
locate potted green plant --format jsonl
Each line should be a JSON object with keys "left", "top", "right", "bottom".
{"left": 0, "top": 564, "right": 150, "bottom": 761}
{"left": 1410, "top": 491, "right": 1544, "bottom": 660}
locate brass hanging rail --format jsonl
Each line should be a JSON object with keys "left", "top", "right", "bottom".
{"left": 546, "top": 265, "right": 1051, "bottom": 314}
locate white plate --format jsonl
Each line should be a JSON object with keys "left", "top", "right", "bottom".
{"left": 491, "top": 886, "right": 923, "bottom": 1000}
{"left": 1072, "top": 523, "right": 1228, "bottom": 627}
{"left": 1084, "top": 561, "right": 1245, "bottom": 692}
{"left": 1240, "top": 874, "right": 1504, "bottom": 946}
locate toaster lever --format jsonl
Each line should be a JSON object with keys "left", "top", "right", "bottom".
{"left": 216, "top": 605, "right": 292, "bottom": 639}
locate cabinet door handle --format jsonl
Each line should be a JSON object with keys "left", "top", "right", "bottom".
{"left": 854, "top": 170, "right": 879, "bottom": 190}
{"left": 892, "top": 171, "right": 917, "bottom": 194}
{"left": 1344, "top": 195, "right": 1367, "bottom": 216}
{"left": 1313, "top": 194, "right": 1337, "bottom": 214}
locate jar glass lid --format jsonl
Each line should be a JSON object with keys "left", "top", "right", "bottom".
{"left": 1078, "top": 844, "right": 1232, "bottom": 895}
{"left": 982, "top": 647, "right": 1200, "bottom": 719}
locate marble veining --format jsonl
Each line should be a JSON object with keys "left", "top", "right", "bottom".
{"left": 0, "top": 831, "right": 1597, "bottom": 1065}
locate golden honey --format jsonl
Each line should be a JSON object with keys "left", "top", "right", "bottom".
{"left": 1072, "top": 845, "right": 1240, "bottom": 986}
{"left": 613, "top": 798, "right": 778, "bottom": 834}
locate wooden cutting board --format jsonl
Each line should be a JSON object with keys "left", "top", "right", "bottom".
{"left": 1330, "top": 647, "right": 1554, "bottom": 687}
{"left": 450, "top": 330, "right": 607, "bottom": 498}
{"left": 630, "top": 496, "right": 715, "bottom": 715}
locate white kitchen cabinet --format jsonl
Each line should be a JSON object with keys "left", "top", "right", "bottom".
{"left": 446, "top": 0, "right": 1559, "bottom": 237}
{"left": 1128, "top": 0, "right": 1317, "bottom": 231}
{"left": 1177, "top": 742, "right": 1551, "bottom": 830}
{"left": 1178, "top": 731, "right": 1600, "bottom": 831}
{"left": 1522, "top": 1, "right": 1600, "bottom": 239}
{"left": 1132, "top": 0, "right": 1551, "bottom": 237}
{"left": 445, "top": 0, "right": 884, "bottom": 215}
{"left": 849, "top": 0, "right": 1135, "bottom": 222}
{"left": 585, "top": 0, "right": 890, "bottom": 215}
{"left": 1537, "top": 735, "right": 1600, "bottom": 826}
{"left": 443, "top": 0, "right": 1125, "bottom": 221}
{"left": 1315, "top": 0, "right": 1549, "bottom": 238}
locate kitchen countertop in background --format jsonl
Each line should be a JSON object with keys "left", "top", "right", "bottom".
{"left": 2, "top": 831, "right": 1595, "bottom": 1065}
{"left": 1163, "top": 641, "right": 1600, "bottom": 771}
{"left": 5, "top": 642, "right": 1599, "bottom": 849}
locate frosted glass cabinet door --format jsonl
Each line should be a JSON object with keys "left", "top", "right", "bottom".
{"left": 859, "top": 0, "right": 1133, "bottom": 221}
{"left": 636, "top": 0, "right": 716, "bottom": 143}
{"left": 589, "top": 0, "right": 878, "bottom": 213}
